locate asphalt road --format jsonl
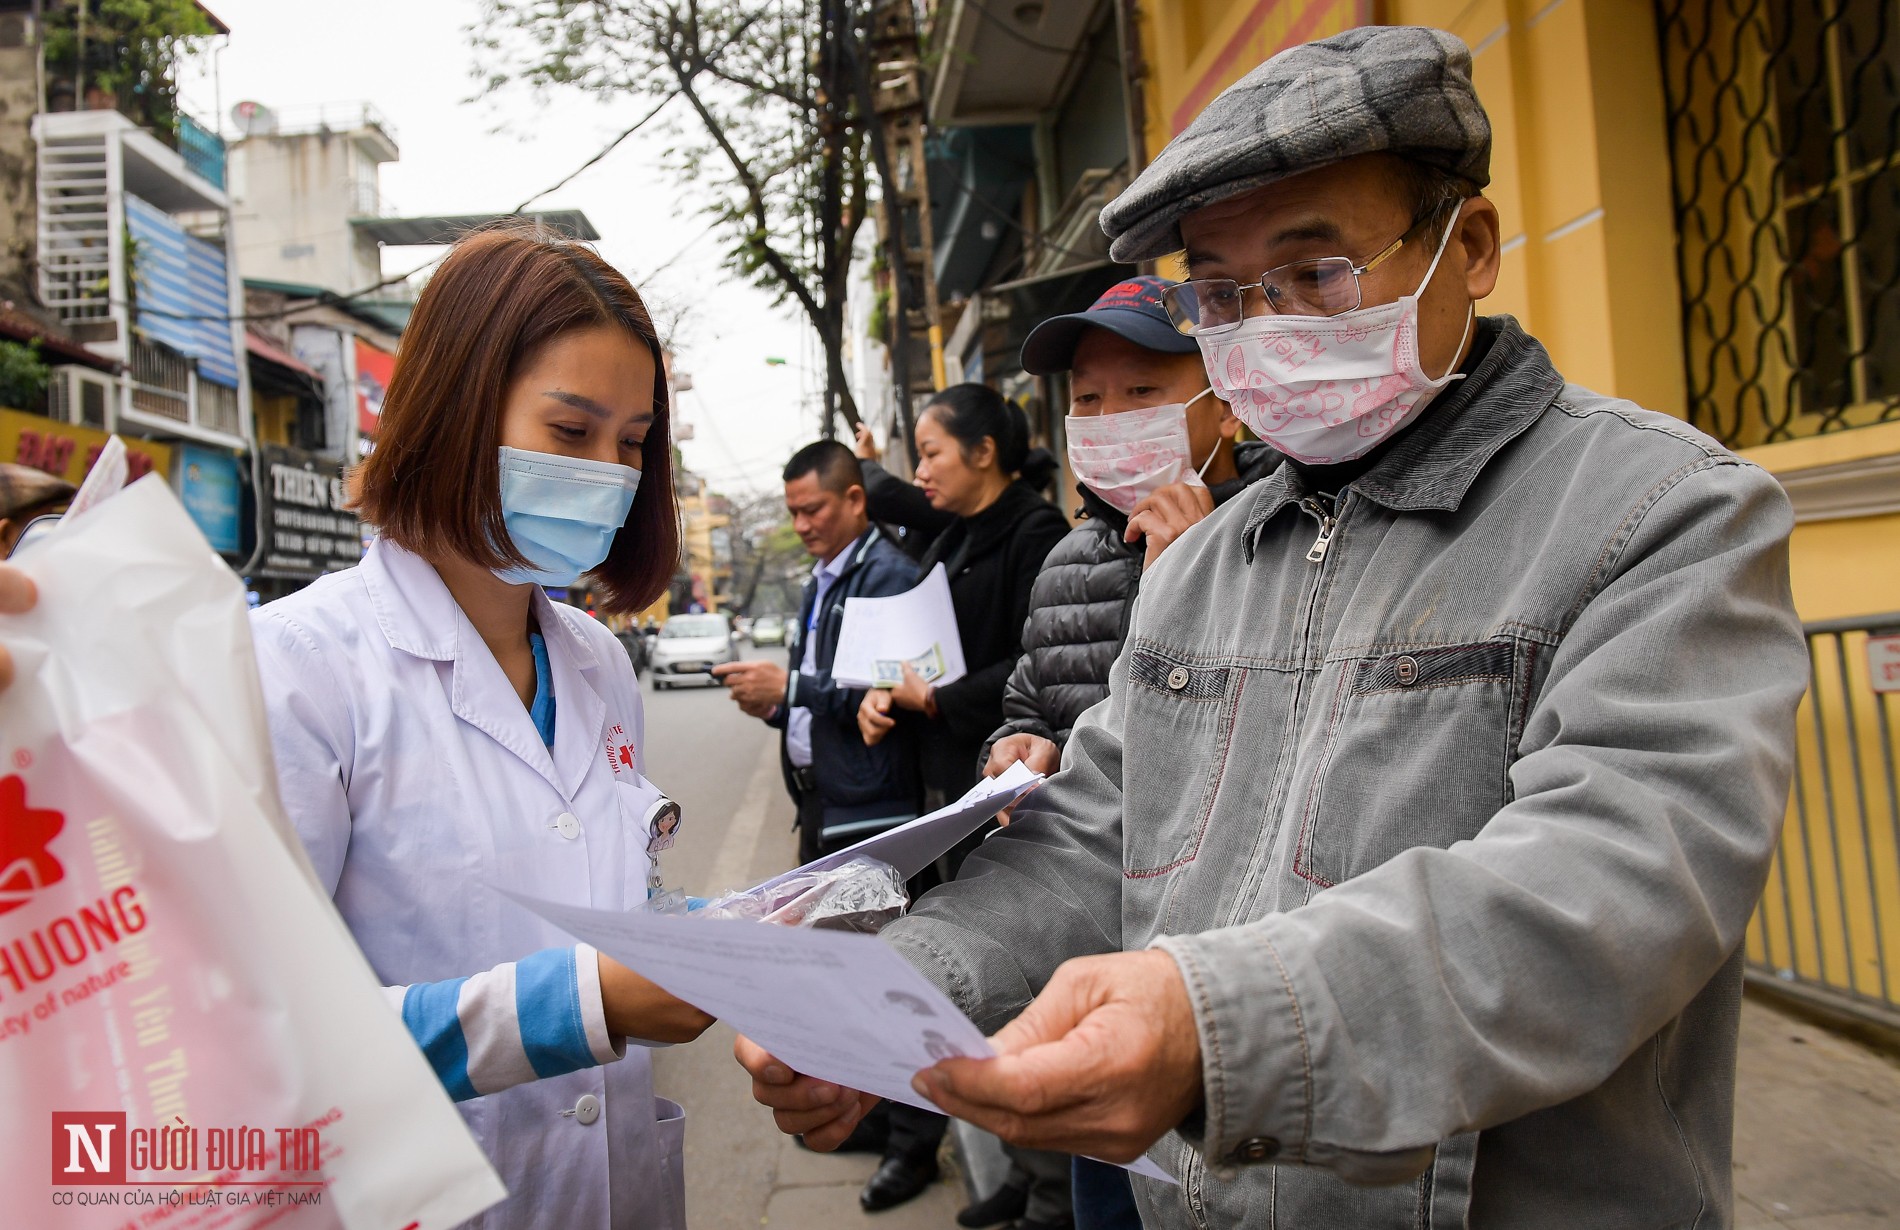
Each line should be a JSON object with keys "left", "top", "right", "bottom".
{"left": 637, "top": 647, "right": 967, "bottom": 1229}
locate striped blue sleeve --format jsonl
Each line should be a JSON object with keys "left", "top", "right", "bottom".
{"left": 391, "top": 944, "right": 624, "bottom": 1101}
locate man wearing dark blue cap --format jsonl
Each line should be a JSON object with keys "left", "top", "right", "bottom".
{"left": 745, "top": 26, "right": 1806, "bottom": 1230}
{"left": 957, "top": 276, "right": 1273, "bottom": 1230}
{"left": 980, "top": 273, "right": 1271, "bottom": 778}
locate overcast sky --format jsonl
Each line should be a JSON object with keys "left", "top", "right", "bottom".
{"left": 178, "top": 0, "right": 819, "bottom": 494}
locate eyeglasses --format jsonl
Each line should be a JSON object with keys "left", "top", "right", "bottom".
{"left": 1161, "top": 216, "right": 1432, "bottom": 335}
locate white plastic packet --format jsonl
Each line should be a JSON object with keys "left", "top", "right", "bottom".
{"left": 664, "top": 856, "right": 910, "bottom": 933}
{"left": 0, "top": 475, "right": 504, "bottom": 1228}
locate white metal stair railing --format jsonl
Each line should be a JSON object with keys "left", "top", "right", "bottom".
{"left": 36, "top": 132, "right": 113, "bottom": 325}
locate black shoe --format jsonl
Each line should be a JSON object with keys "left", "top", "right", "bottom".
{"left": 859, "top": 1155, "right": 939, "bottom": 1212}
{"left": 956, "top": 1180, "right": 1029, "bottom": 1227}
{"left": 1008, "top": 1218, "right": 1075, "bottom": 1230}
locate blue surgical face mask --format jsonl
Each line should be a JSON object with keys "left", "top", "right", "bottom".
{"left": 495, "top": 445, "right": 641, "bottom": 586}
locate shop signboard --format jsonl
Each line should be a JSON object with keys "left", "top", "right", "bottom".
{"left": 258, "top": 444, "right": 361, "bottom": 578}
{"left": 0, "top": 407, "right": 171, "bottom": 488}
{"left": 175, "top": 443, "right": 244, "bottom": 557}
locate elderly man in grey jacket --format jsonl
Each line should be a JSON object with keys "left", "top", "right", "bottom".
{"left": 741, "top": 26, "right": 1808, "bottom": 1229}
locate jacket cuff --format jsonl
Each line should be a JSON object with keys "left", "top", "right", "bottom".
{"left": 1152, "top": 925, "right": 1311, "bottom": 1180}
{"left": 574, "top": 943, "right": 629, "bottom": 1065}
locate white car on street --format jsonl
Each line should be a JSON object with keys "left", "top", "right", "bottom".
{"left": 649, "top": 613, "right": 738, "bottom": 689}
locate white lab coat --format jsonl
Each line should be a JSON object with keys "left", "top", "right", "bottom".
{"left": 251, "top": 539, "right": 685, "bottom": 1230}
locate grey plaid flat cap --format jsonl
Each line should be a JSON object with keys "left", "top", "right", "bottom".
{"left": 1101, "top": 26, "right": 1491, "bottom": 263}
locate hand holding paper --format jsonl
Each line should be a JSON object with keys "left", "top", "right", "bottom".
{"left": 914, "top": 950, "right": 1206, "bottom": 1165}
{"left": 832, "top": 564, "right": 966, "bottom": 689}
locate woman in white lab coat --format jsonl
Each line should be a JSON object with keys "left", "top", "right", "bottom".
{"left": 251, "top": 226, "right": 710, "bottom": 1230}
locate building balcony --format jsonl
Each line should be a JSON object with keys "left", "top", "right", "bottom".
{"left": 33, "top": 110, "right": 249, "bottom": 450}
{"left": 237, "top": 100, "right": 401, "bottom": 164}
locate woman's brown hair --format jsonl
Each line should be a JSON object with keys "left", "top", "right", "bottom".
{"left": 354, "top": 224, "right": 678, "bottom": 613}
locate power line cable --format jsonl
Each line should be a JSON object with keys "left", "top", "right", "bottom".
{"left": 103, "top": 91, "right": 687, "bottom": 325}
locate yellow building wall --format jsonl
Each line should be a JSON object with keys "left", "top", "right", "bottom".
{"left": 1137, "top": 0, "right": 1686, "bottom": 415}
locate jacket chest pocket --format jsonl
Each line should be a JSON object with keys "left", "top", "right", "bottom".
{"left": 1295, "top": 639, "right": 1524, "bottom": 888}
{"left": 1120, "top": 645, "right": 1245, "bottom": 878}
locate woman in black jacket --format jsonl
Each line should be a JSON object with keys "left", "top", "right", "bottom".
{"left": 857, "top": 385, "right": 1070, "bottom": 809}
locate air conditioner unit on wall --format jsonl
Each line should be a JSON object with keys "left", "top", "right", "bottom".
{"left": 46, "top": 365, "right": 119, "bottom": 431}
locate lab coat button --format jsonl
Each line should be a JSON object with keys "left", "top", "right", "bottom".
{"left": 555, "top": 812, "right": 582, "bottom": 840}
{"left": 570, "top": 1093, "right": 600, "bottom": 1126}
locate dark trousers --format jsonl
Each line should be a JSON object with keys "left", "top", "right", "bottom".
{"left": 794, "top": 778, "right": 825, "bottom": 866}
{"left": 1072, "top": 1156, "right": 1141, "bottom": 1230}
{"left": 1004, "top": 1144, "right": 1075, "bottom": 1222}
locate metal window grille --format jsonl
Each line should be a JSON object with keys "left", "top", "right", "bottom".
{"left": 1657, "top": 0, "right": 1900, "bottom": 448}
{"left": 129, "top": 335, "right": 190, "bottom": 423}
{"left": 198, "top": 381, "right": 240, "bottom": 438}
{"left": 1746, "top": 615, "right": 1900, "bottom": 1029}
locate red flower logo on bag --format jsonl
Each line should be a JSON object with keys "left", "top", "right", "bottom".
{"left": 0, "top": 774, "right": 64, "bottom": 915}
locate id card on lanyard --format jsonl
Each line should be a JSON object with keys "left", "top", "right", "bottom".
{"left": 645, "top": 795, "right": 682, "bottom": 897}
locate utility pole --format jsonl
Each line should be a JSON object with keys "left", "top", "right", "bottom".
{"left": 859, "top": 0, "right": 943, "bottom": 461}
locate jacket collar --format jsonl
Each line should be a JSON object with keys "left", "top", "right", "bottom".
{"left": 362, "top": 539, "right": 598, "bottom": 673}
{"left": 361, "top": 538, "right": 601, "bottom": 798}
{"left": 1240, "top": 316, "right": 1564, "bottom": 562}
{"left": 363, "top": 538, "right": 461, "bottom": 660}
{"left": 970, "top": 481, "right": 1050, "bottom": 550}
{"left": 946, "top": 480, "right": 1058, "bottom": 566}
{"left": 803, "top": 526, "right": 883, "bottom": 595}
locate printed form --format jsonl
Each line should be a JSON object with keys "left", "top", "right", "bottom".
{"left": 502, "top": 763, "right": 1176, "bottom": 1184}
{"left": 830, "top": 563, "right": 968, "bottom": 689}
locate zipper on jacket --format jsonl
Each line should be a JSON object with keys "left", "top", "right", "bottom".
{"left": 1300, "top": 495, "right": 1338, "bottom": 564}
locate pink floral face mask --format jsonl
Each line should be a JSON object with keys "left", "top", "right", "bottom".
{"left": 1195, "top": 216, "right": 1472, "bottom": 465}
{"left": 1065, "top": 388, "right": 1219, "bottom": 515}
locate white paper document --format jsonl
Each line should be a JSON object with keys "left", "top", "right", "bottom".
{"left": 500, "top": 889, "right": 1178, "bottom": 1185}
{"left": 751, "top": 760, "right": 1042, "bottom": 892}
{"left": 831, "top": 563, "right": 968, "bottom": 689}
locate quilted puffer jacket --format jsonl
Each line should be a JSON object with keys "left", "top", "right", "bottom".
{"left": 981, "top": 441, "right": 1279, "bottom": 764}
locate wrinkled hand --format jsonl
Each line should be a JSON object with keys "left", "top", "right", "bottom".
{"left": 889, "top": 663, "right": 934, "bottom": 715}
{"left": 913, "top": 950, "right": 1203, "bottom": 1162}
{"left": 736, "top": 1034, "right": 881, "bottom": 1149}
{"left": 712, "top": 660, "right": 789, "bottom": 719}
{"left": 597, "top": 953, "right": 714, "bottom": 1044}
{"left": 853, "top": 423, "right": 880, "bottom": 461}
{"left": 1126, "top": 482, "right": 1216, "bottom": 570}
{"left": 0, "top": 565, "right": 35, "bottom": 695}
{"left": 983, "top": 734, "right": 1060, "bottom": 825}
{"left": 857, "top": 687, "right": 896, "bottom": 746}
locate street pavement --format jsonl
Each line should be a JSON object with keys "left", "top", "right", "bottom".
{"left": 633, "top": 647, "right": 1900, "bottom": 1230}
{"left": 641, "top": 649, "right": 967, "bottom": 1229}
{"left": 1733, "top": 1000, "right": 1900, "bottom": 1227}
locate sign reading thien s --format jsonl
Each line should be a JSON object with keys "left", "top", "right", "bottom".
{"left": 256, "top": 445, "right": 361, "bottom": 579}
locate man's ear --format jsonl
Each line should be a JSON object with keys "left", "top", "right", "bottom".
{"left": 845, "top": 483, "right": 867, "bottom": 518}
{"left": 1217, "top": 399, "right": 1242, "bottom": 440}
{"left": 1458, "top": 196, "right": 1503, "bottom": 302}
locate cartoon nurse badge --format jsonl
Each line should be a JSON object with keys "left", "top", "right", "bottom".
{"left": 643, "top": 795, "right": 682, "bottom": 897}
